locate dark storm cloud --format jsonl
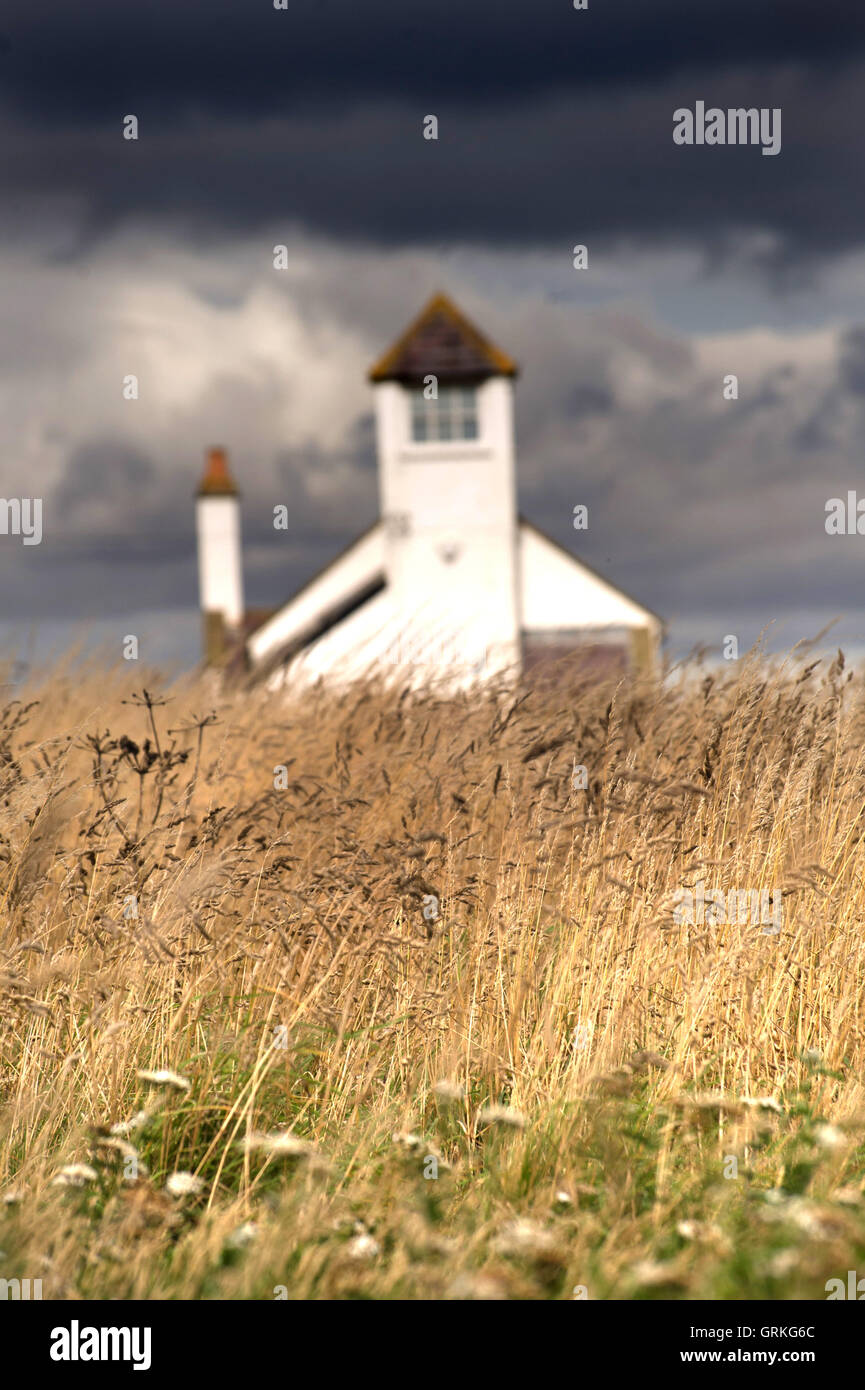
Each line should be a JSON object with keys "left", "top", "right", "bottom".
{"left": 55, "top": 440, "right": 155, "bottom": 513}
{"left": 1, "top": 0, "right": 861, "bottom": 119}
{"left": 274, "top": 413, "right": 377, "bottom": 487}
{"left": 6, "top": 405, "right": 380, "bottom": 621}
{"left": 2, "top": 2, "right": 865, "bottom": 663}
{"left": 564, "top": 383, "right": 615, "bottom": 419}
{"left": 0, "top": 1, "right": 863, "bottom": 261}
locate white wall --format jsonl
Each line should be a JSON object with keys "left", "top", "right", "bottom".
{"left": 373, "top": 375, "right": 521, "bottom": 675}
{"left": 196, "top": 495, "right": 244, "bottom": 627}
{"left": 247, "top": 371, "right": 662, "bottom": 686}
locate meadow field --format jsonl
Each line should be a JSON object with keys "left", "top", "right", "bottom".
{"left": 2, "top": 647, "right": 865, "bottom": 1301}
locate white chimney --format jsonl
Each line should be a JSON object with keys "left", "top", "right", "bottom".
{"left": 195, "top": 447, "right": 244, "bottom": 661}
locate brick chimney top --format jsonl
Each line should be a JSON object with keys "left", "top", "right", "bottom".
{"left": 196, "top": 446, "right": 239, "bottom": 498}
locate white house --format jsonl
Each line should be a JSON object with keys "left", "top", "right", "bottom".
{"left": 195, "top": 293, "right": 663, "bottom": 685}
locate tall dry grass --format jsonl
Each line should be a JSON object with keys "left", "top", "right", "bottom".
{"left": 2, "top": 647, "right": 865, "bottom": 1299}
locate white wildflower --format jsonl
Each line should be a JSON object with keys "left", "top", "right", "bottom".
{"left": 814, "top": 1123, "right": 844, "bottom": 1150}
{"left": 346, "top": 1232, "right": 380, "bottom": 1262}
{"left": 165, "top": 1171, "right": 204, "bottom": 1197}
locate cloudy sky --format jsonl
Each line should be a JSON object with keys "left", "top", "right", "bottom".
{"left": 2, "top": 0, "right": 865, "bottom": 672}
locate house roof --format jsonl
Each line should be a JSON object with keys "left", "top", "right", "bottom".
{"left": 250, "top": 571, "right": 388, "bottom": 684}
{"left": 196, "top": 446, "right": 239, "bottom": 498}
{"left": 368, "top": 293, "right": 518, "bottom": 384}
{"left": 243, "top": 514, "right": 663, "bottom": 681}
{"left": 261, "top": 519, "right": 383, "bottom": 615}
{"left": 518, "top": 516, "right": 666, "bottom": 629}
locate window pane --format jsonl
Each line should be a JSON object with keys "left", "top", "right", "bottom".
{"left": 407, "top": 384, "right": 479, "bottom": 443}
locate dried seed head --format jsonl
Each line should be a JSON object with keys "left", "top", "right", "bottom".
{"left": 741, "top": 1095, "right": 783, "bottom": 1114}
{"left": 93, "top": 1136, "right": 148, "bottom": 1175}
{"left": 494, "top": 1219, "right": 558, "bottom": 1260}
{"left": 52, "top": 1163, "right": 98, "bottom": 1188}
{"left": 238, "top": 1130, "right": 317, "bottom": 1160}
{"left": 136, "top": 1069, "right": 190, "bottom": 1092}
{"left": 432, "top": 1079, "right": 465, "bottom": 1105}
{"left": 813, "top": 1123, "right": 844, "bottom": 1150}
{"left": 628, "top": 1050, "right": 671, "bottom": 1073}
{"left": 477, "top": 1104, "right": 526, "bottom": 1130}
{"left": 392, "top": 1131, "right": 422, "bottom": 1150}
{"left": 226, "top": 1221, "right": 259, "bottom": 1250}
{"left": 676, "top": 1219, "right": 722, "bottom": 1242}
{"left": 630, "top": 1258, "right": 683, "bottom": 1288}
{"left": 446, "top": 1272, "right": 509, "bottom": 1301}
{"left": 110, "top": 1110, "right": 153, "bottom": 1136}
{"left": 768, "top": 1249, "right": 799, "bottom": 1278}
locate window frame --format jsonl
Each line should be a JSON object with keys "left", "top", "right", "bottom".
{"left": 409, "top": 383, "right": 480, "bottom": 443}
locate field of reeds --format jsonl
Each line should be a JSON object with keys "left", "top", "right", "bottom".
{"left": 2, "top": 646, "right": 865, "bottom": 1301}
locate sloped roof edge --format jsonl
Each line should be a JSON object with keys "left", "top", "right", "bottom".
{"left": 368, "top": 292, "right": 518, "bottom": 382}
{"left": 519, "top": 515, "right": 666, "bottom": 630}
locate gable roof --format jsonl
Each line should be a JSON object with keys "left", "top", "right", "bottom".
{"left": 518, "top": 516, "right": 666, "bottom": 629}
{"left": 368, "top": 293, "right": 518, "bottom": 384}
{"left": 249, "top": 571, "right": 387, "bottom": 684}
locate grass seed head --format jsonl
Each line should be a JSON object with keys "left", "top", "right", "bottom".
{"left": 477, "top": 1104, "right": 526, "bottom": 1130}
{"left": 432, "top": 1079, "right": 465, "bottom": 1105}
{"left": 136, "top": 1069, "right": 191, "bottom": 1092}
{"left": 52, "top": 1163, "right": 99, "bottom": 1188}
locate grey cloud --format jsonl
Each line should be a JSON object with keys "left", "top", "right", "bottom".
{"left": 839, "top": 327, "right": 865, "bottom": 396}
{"left": 55, "top": 440, "right": 155, "bottom": 513}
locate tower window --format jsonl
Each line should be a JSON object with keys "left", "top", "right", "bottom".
{"left": 410, "top": 385, "right": 478, "bottom": 442}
